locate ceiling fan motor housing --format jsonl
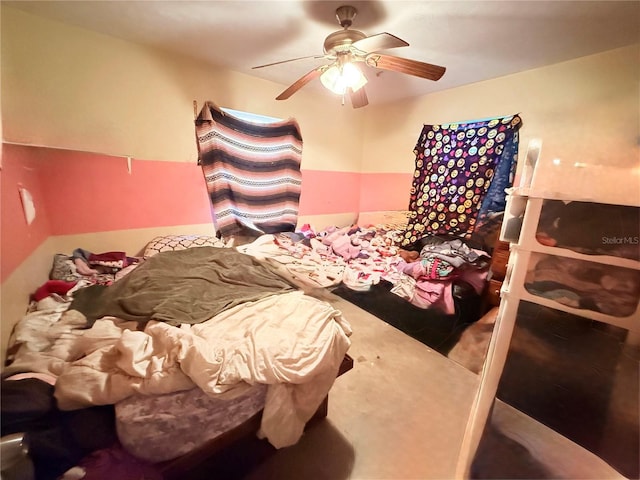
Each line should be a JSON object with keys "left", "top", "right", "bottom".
{"left": 323, "top": 5, "right": 366, "bottom": 55}
{"left": 323, "top": 29, "right": 367, "bottom": 54}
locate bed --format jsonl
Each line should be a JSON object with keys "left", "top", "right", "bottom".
{"left": 236, "top": 210, "right": 499, "bottom": 356}
{"left": 2, "top": 238, "right": 353, "bottom": 479}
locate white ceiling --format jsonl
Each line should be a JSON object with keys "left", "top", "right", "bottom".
{"left": 6, "top": 0, "right": 640, "bottom": 106}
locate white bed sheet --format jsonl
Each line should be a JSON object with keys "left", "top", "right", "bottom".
{"left": 8, "top": 290, "right": 352, "bottom": 450}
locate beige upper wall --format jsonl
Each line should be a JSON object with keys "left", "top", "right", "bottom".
{"left": 1, "top": 6, "right": 365, "bottom": 172}
{"left": 364, "top": 44, "right": 640, "bottom": 174}
{"left": 4, "top": 6, "right": 637, "bottom": 176}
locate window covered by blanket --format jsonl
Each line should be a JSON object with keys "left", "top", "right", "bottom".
{"left": 195, "top": 101, "right": 303, "bottom": 239}
{"left": 402, "top": 114, "right": 522, "bottom": 247}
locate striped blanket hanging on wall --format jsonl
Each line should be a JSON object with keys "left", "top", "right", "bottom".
{"left": 195, "top": 102, "right": 303, "bottom": 239}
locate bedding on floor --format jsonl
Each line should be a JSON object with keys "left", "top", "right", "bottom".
{"left": 232, "top": 212, "right": 493, "bottom": 356}
{"left": 237, "top": 216, "right": 491, "bottom": 315}
{"left": 237, "top": 217, "right": 490, "bottom": 314}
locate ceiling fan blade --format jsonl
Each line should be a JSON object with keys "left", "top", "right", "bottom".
{"left": 352, "top": 32, "right": 409, "bottom": 53}
{"left": 349, "top": 86, "right": 369, "bottom": 109}
{"left": 253, "top": 54, "right": 326, "bottom": 69}
{"left": 365, "top": 53, "right": 446, "bottom": 81}
{"left": 276, "top": 66, "right": 325, "bottom": 100}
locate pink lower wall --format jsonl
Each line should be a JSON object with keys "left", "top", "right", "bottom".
{"left": 359, "top": 173, "right": 413, "bottom": 212}
{"left": 299, "top": 170, "right": 361, "bottom": 215}
{"left": 1, "top": 144, "right": 52, "bottom": 282}
{"left": 36, "top": 148, "right": 214, "bottom": 235}
{"left": 1, "top": 143, "right": 412, "bottom": 281}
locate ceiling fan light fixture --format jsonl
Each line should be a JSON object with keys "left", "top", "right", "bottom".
{"left": 320, "top": 62, "right": 367, "bottom": 95}
{"left": 268, "top": 5, "right": 445, "bottom": 107}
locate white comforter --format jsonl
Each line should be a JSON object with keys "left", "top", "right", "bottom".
{"left": 9, "top": 290, "right": 352, "bottom": 449}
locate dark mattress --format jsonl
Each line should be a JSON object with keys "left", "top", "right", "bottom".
{"left": 331, "top": 280, "right": 482, "bottom": 355}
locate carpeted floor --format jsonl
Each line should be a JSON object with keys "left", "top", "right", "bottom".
{"left": 167, "top": 294, "right": 636, "bottom": 480}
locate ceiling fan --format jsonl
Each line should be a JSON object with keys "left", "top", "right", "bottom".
{"left": 252, "top": 5, "right": 446, "bottom": 108}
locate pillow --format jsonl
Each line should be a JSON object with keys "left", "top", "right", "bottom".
{"left": 49, "top": 254, "right": 117, "bottom": 285}
{"left": 143, "top": 235, "right": 227, "bottom": 258}
{"left": 50, "top": 254, "right": 82, "bottom": 282}
{"left": 357, "top": 210, "right": 411, "bottom": 231}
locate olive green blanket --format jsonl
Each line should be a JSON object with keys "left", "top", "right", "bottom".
{"left": 70, "top": 247, "right": 295, "bottom": 327}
